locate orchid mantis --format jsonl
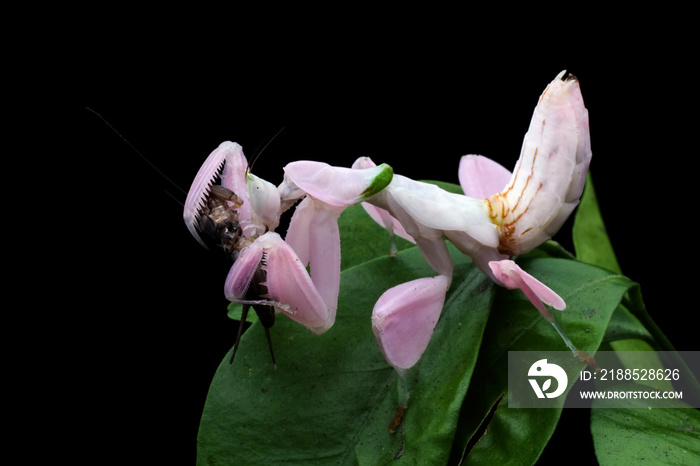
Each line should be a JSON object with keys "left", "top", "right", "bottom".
{"left": 183, "top": 141, "right": 393, "bottom": 364}
{"left": 185, "top": 70, "right": 593, "bottom": 383}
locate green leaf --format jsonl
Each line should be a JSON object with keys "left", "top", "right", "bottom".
{"left": 573, "top": 173, "right": 622, "bottom": 274}
{"left": 197, "top": 182, "right": 499, "bottom": 464}
{"left": 399, "top": 260, "right": 494, "bottom": 464}
{"left": 197, "top": 245, "right": 492, "bottom": 465}
{"left": 591, "top": 402, "right": 700, "bottom": 465}
{"left": 602, "top": 304, "right": 654, "bottom": 345}
{"left": 455, "top": 257, "right": 635, "bottom": 465}
{"left": 196, "top": 179, "right": 653, "bottom": 465}
{"left": 226, "top": 303, "right": 259, "bottom": 324}
{"left": 568, "top": 175, "right": 700, "bottom": 465}
{"left": 570, "top": 174, "right": 665, "bottom": 351}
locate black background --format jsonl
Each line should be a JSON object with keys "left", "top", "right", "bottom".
{"left": 64, "top": 23, "right": 695, "bottom": 465}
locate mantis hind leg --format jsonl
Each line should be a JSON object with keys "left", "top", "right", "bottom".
{"left": 263, "top": 326, "right": 276, "bottom": 368}
{"left": 230, "top": 305, "right": 250, "bottom": 364}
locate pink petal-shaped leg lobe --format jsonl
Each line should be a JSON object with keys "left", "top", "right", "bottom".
{"left": 458, "top": 155, "right": 512, "bottom": 199}
{"left": 260, "top": 233, "right": 333, "bottom": 334}
{"left": 223, "top": 240, "right": 265, "bottom": 300}
{"left": 488, "top": 260, "right": 565, "bottom": 319}
{"left": 371, "top": 275, "right": 450, "bottom": 371}
{"left": 223, "top": 232, "right": 333, "bottom": 335}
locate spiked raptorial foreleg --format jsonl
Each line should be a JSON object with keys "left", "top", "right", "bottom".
{"left": 224, "top": 232, "right": 334, "bottom": 336}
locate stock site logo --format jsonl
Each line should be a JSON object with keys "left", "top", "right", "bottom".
{"left": 528, "top": 359, "right": 568, "bottom": 399}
